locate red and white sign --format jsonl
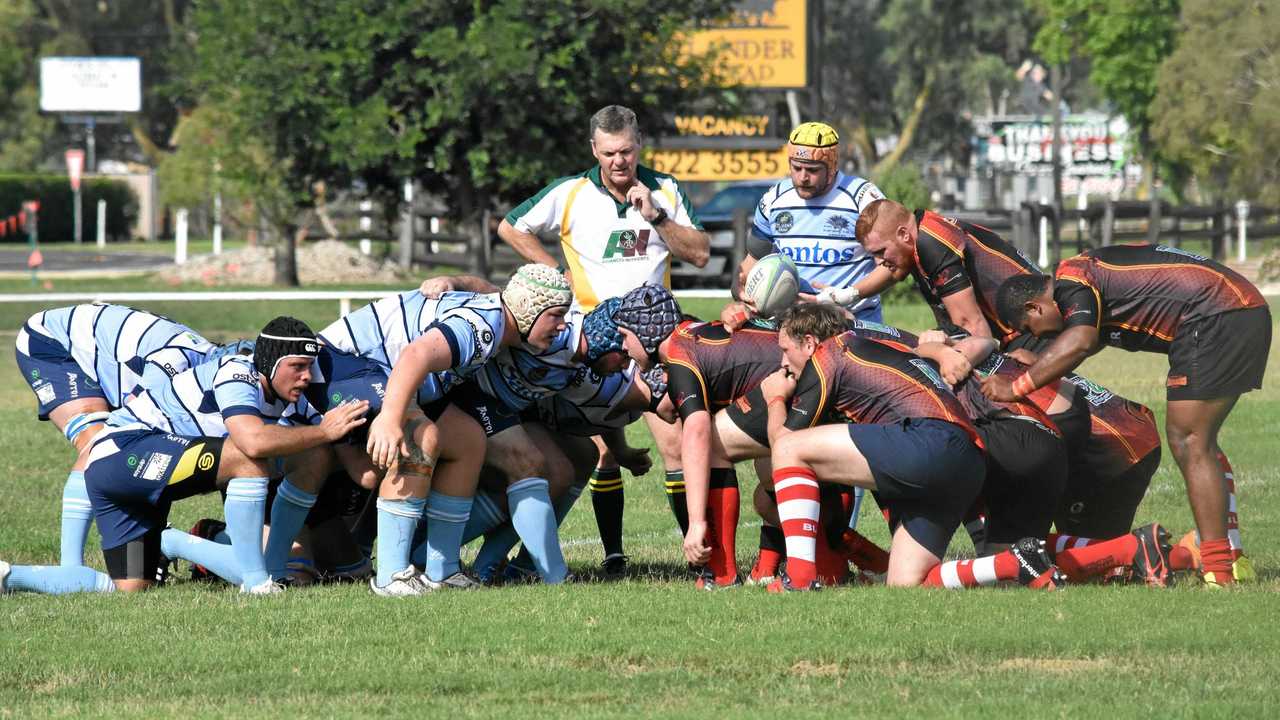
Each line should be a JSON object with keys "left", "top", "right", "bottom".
{"left": 65, "top": 149, "right": 85, "bottom": 191}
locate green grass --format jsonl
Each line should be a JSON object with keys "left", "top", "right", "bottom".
{"left": 2, "top": 281, "right": 1279, "bottom": 718}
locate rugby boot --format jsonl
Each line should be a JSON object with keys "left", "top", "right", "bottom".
{"left": 694, "top": 566, "right": 742, "bottom": 591}
{"left": 242, "top": 577, "right": 286, "bottom": 595}
{"left": 745, "top": 556, "right": 778, "bottom": 586}
{"left": 1232, "top": 555, "right": 1257, "bottom": 583}
{"left": 601, "top": 553, "right": 629, "bottom": 580}
{"left": 369, "top": 565, "right": 429, "bottom": 597}
{"left": 1130, "top": 523, "right": 1175, "bottom": 588}
{"left": 0, "top": 560, "right": 10, "bottom": 593}
{"left": 1010, "top": 537, "right": 1067, "bottom": 590}
{"left": 188, "top": 518, "right": 228, "bottom": 582}
{"left": 422, "top": 570, "right": 483, "bottom": 591}
{"left": 766, "top": 569, "right": 822, "bottom": 594}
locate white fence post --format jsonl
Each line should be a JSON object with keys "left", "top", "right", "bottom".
{"left": 175, "top": 209, "right": 189, "bottom": 265}
{"left": 212, "top": 192, "right": 223, "bottom": 255}
{"left": 95, "top": 199, "right": 106, "bottom": 249}
{"left": 1037, "top": 196, "right": 1050, "bottom": 267}
{"left": 1236, "top": 200, "right": 1250, "bottom": 263}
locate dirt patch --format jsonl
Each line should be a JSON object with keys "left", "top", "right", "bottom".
{"left": 997, "top": 657, "right": 1113, "bottom": 674}
{"left": 159, "top": 240, "right": 409, "bottom": 286}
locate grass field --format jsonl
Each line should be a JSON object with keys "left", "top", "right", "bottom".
{"left": 1, "top": 278, "right": 1278, "bottom": 718}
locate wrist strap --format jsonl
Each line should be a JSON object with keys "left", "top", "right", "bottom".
{"left": 1011, "top": 371, "right": 1037, "bottom": 398}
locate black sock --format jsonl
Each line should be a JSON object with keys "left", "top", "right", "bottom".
{"left": 664, "top": 470, "right": 690, "bottom": 536}
{"left": 590, "top": 468, "right": 625, "bottom": 558}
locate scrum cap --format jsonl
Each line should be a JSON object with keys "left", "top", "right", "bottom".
{"left": 501, "top": 263, "right": 574, "bottom": 336}
{"left": 254, "top": 317, "right": 319, "bottom": 382}
{"left": 787, "top": 121, "right": 840, "bottom": 188}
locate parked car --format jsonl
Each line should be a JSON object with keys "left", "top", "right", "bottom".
{"left": 694, "top": 179, "right": 777, "bottom": 227}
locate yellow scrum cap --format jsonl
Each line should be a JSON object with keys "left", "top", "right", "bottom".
{"left": 786, "top": 121, "right": 839, "bottom": 182}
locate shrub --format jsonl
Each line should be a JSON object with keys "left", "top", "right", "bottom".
{"left": 0, "top": 174, "right": 138, "bottom": 243}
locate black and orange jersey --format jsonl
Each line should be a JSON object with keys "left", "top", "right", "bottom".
{"left": 1056, "top": 244, "right": 1266, "bottom": 353}
{"left": 784, "top": 331, "right": 982, "bottom": 448}
{"left": 664, "top": 319, "right": 782, "bottom": 420}
{"left": 844, "top": 320, "right": 1057, "bottom": 431}
{"left": 1058, "top": 374, "right": 1161, "bottom": 478}
{"left": 910, "top": 210, "right": 1044, "bottom": 340}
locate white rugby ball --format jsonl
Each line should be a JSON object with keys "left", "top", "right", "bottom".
{"left": 743, "top": 253, "right": 800, "bottom": 319}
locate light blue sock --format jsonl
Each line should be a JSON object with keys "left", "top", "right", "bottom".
{"left": 161, "top": 528, "right": 241, "bottom": 585}
{"left": 59, "top": 470, "right": 93, "bottom": 567}
{"left": 423, "top": 491, "right": 472, "bottom": 581}
{"left": 510, "top": 480, "right": 585, "bottom": 573}
{"left": 376, "top": 497, "right": 425, "bottom": 586}
{"left": 506, "top": 477, "right": 567, "bottom": 584}
{"left": 224, "top": 477, "right": 269, "bottom": 589}
{"left": 411, "top": 492, "right": 505, "bottom": 569}
{"left": 6, "top": 564, "right": 114, "bottom": 594}
{"left": 264, "top": 478, "right": 318, "bottom": 580}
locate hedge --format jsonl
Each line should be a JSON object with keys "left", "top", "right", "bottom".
{"left": 0, "top": 174, "right": 139, "bottom": 243}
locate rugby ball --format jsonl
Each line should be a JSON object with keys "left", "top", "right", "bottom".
{"left": 743, "top": 253, "right": 800, "bottom": 318}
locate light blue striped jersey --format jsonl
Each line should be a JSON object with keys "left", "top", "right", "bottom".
{"left": 467, "top": 310, "right": 586, "bottom": 415}
{"left": 20, "top": 303, "right": 216, "bottom": 408}
{"left": 534, "top": 362, "right": 640, "bottom": 435}
{"left": 752, "top": 172, "right": 884, "bottom": 314}
{"left": 318, "top": 290, "right": 507, "bottom": 400}
{"left": 105, "top": 354, "right": 322, "bottom": 437}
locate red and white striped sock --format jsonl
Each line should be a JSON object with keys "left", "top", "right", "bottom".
{"left": 1217, "top": 451, "right": 1243, "bottom": 558}
{"left": 923, "top": 552, "right": 1020, "bottom": 589}
{"left": 773, "top": 466, "right": 820, "bottom": 587}
{"left": 1044, "top": 532, "right": 1096, "bottom": 557}
{"left": 1054, "top": 534, "right": 1136, "bottom": 582}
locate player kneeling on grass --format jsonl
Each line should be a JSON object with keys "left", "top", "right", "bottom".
{"left": 13, "top": 303, "right": 249, "bottom": 573}
{"left": 759, "top": 304, "right": 1067, "bottom": 591}
{"left": 2, "top": 318, "right": 367, "bottom": 595}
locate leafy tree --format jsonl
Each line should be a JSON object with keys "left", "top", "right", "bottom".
{"left": 834, "top": 0, "right": 1038, "bottom": 175}
{"left": 1152, "top": 0, "right": 1280, "bottom": 205}
{"left": 1034, "top": 0, "right": 1181, "bottom": 189}
{"left": 178, "top": 0, "right": 735, "bottom": 285}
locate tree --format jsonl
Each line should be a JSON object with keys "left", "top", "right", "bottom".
{"left": 1034, "top": 0, "right": 1182, "bottom": 191}
{"left": 1152, "top": 0, "right": 1280, "bottom": 205}
{"left": 832, "top": 0, "right": 1038, "bottom": 175}
{"left": 178, "top": 0, "right": 736, "bottom": 285}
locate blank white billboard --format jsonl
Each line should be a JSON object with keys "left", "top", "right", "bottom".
{"left": 40, "top": 57, "right": 141, "bottom": 113}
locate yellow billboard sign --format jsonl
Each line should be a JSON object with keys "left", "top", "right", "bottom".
{"left": 685, "top": 0, "right": 808, "bottom": 88}
{"left": 646, "top": 147, "right": 788, "bottom": 182}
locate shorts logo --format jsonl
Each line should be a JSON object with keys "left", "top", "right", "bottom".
{"left": 29, "top": 369, "right": 40, "bottom": 381}
{"left": 36, "top": 383, "right": 56, "bottom": 404}
{"left": 140, "top": 452, "right": 173, "bottom": 481}
{"left": 126, "top": 454, "right": 140, "bottom": 468}
{"left": 197, "top": 452, "right": 215, "bottom": 471}
{"left": 1070, "top": 501, "right": 1085, "bottom": 515}
{"left": 331, "top": 391, "right": 343, "bottom": 403}
{"left": 1166, "top": 374, "right": 1188, "bottom": 388}
{"left": 66, "top": 372, "right": 79, "bottom": 398}
{"left": 773, "top": 211, "right": 794, "bottom": 234}
{"left": 603, "top": 229, "right": 651, "bottom": 261}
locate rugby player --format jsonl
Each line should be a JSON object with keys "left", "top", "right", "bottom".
{"left": 759, "top": 305, "right": 1068, "bottom": 591}
{"left": 723, "top": 121, "right": 895, "bottom": 327}
{"left": 3, "top": 318, "right": 367, "bottom": 594}
{"left": 13, "top": 303, "right": 243, "bottom": 572}
{"left": 991, "top": 244, "right": 1271, "bottom": 585}
{"left": 320, "top": 264, "right": 573, "bottom": 590}
{"left": 852, "top": 198, "right": 1043, "bottom": 342}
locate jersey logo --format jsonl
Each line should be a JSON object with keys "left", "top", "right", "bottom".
{"left": 1063, "top": 305, "right": 1093, "bottom": 320}
{"left": 1155, "top": 245, "right": 1207, "bottom": 262}
{"left": 973, "top": 353, "right": 1005, "bottom": 378}
{"left": 822, "top": 215, "right": 853, "bottom": 236}
{"left": 603, "top": 229, "right": 651, "bottom": 261}
{"left": 1065, "top": 375, "right": 1114, "bottom": 406}
{"left": 852, "top": 320, "right": 900, "bottom": 337}
{"left": 773, "top": 211, "right": 794, "bottom": 234}
{"left": 908, "top": 358, "right": 949, "bottom": 390}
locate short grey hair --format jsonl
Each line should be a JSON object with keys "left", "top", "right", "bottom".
{"left": 590, "top": 105, "right": 643, "bottom": 145}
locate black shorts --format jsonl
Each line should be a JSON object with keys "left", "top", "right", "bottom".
{"left": 850, "top": 418, "right": 985, "bottom": 559}
{"left": 436, "top": 382, "right": 519, "bottom": 437}
{"left": 1167, "top": 306, "right": 1271, "bottom": 401}
{"left": 102, "top": 525, "right": 165, "bottom": 582}
{"left": 975, "top": 416, "right": 1068, "bottom": 544}
{"left": 1055, "top": 448, "right": 1160, "bottom": 538}
{"left": 723, "top": 386, "right": 770, "bottom": 448}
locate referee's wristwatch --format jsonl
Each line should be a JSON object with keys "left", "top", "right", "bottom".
{"left": 649, "top": 207, "right": 668, "bottom": 226}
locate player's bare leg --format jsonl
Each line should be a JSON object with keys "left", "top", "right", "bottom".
{"left": 1166, "top": 395, "right": 1239, "bottom": 585}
